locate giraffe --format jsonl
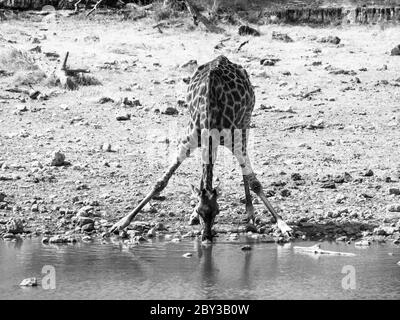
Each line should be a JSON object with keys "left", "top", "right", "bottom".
{"left": 109, "top": 55, "right": 293, "bottom": 240}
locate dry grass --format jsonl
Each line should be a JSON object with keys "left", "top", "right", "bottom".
{"left": 13, "top": 70, "right": 47, "bottom": 86}
{"left": 152, "top": 1, "right": 180, "bottom": 21}
{"left": 0, "top": 48, "right": 39, "bottom": 72}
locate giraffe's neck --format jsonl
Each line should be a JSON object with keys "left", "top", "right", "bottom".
{"left": 201, "top": 163, "right": 213, "bottom": 191}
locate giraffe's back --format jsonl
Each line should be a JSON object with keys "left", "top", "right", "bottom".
{"left": 186, "top": 55, "right": 255, "bottom": 132}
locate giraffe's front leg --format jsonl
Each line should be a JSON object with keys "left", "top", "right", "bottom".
{"left": 235, "top": 154, "right": 293, "bottom": 237}
{"left": 243, "top": 175, "right": 255, "bottom": 224}
{"left": 108, "top": 162, "right": 180, "bottom": 234}
{"left": 247, "top": 174, "right": 293, "bottom": 237}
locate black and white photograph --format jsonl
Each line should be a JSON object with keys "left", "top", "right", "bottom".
{"left": 0, "top": 0, "right": 399, "bottom": 306}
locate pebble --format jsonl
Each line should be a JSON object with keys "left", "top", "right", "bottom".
{"left": 6, "top": 218, "right": 24, "bottom": 234}
{"left": 363, "top": 169, "right": 374, "bottom": 177}
{"left": 387, "top": 204, "right": 400, "bottom": 212}
{"left": 19, "top": 277, "right": 37, "bottom": 287}
{"left": 182, "top": 252, "right": 193, "bottom": 258}
{"left": 245, "top": 224, "right": 258, "bottom": 233}
{"left": 81, "top": 223, "right": 94, "bottom": 232}
{"left": 147, "top": 228, "right": 156, "bottom": 238}
{"left": 355, "top": 240, "right": 370, "bottom": 247}
{"left": 389, "top": 188, "right": 400, "bottom": 196}
{"left": 161, "top": 105, "right": 178, "bottom": 115}
{"left": 49, "top": 151, "right": 66, "bottom": 166}
{"left": 101, "top": 143, "right": 112, "bottom": 152}
{"left": 241, "top": 245, "right": 252, "bottom": 251}
{"left": 318, "top": 35, "right": 341, "bottom": 44}
{"left": 116, "top": 113, "right": 131, "bottom": 121}
{"left": 78, "top": 217, "right": 94, "bottom": 227}
{"left": 82, "top": 235, "right": 92, "bottom": 242}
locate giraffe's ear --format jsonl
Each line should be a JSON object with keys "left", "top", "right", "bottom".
{"left": 190, "top": 184, "right": 201, "bottom": 197}
{"left": 212, "top": 186, "right": 221, "bottom": 198}
{"left": 213, "top": 180, "right": 221, "bottom": 197}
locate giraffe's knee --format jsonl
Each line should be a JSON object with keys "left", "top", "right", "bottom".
{"left": 247, "top": 175, "right": 262, "bottom": 194}
{"left": 153, "top": 179, "right": 168, "bottom": 194}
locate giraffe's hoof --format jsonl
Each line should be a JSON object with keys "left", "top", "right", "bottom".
{"left": 109, "top": 216, "right": 132, "bottom": 234}
{"left": 277, "top": 220, "right": 293, "bottom": 238}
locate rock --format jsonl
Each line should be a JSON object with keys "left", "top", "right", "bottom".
{"left": 260, "top": 58, "right": 280, "bottom": 66}
{"left": 98, "top": 97, "right": 114, "bottom": 104}
{"left": 76, "top": 206, "right": 94, "bottom": 217}
{"left": 101, "top": 143, "right": 112, "bottom": 152}
{"left": 17, "top": 105, "right": 28, "bottom": 113}
{"left": 238, "top": 25, "right": 260, "bottom": 36}
{"left": 280, "top": 189, "right": 291, "bottom": 197}
{"left": 29, "top": 89, "right": 41, "bottom": 99}
{"left": 78, "top": 217, "right": 94, "bottom": 227}
{"left": 49, "top": 151, "right": 66, "bottom": 166}
{"left": 180, "top": 60, "right": 197, "bottom": 69}
{"left": 82, "top": 223, "right": 94, "bottom": 232}
{"left": 49, "top": 235, "right": 66, "bottom": 243}
{"left": 147, "top": 228, "right": 156, "bottom": 238}
{"left": 182, "top": 252, "right": 193, "bottom": 258}
{"left": 241, "top": 245, "right": 252, "bottom": 251}
{"left": 335, "top": 194, "right": 347, "bottom": 204}
{"left": 29, "top": 45, "right": 41, "bottom": 53}
{"left": 120, "top": 97, "right": 141, "bottom": 107}
{"left": 3, "top": 233, "right": 15, "bottom": 239}
{"left": 133, "top": 235, "right": 146, "bottom": 242}
{"left": 318, "top": 36, "right": 341, "bottom": 44}
{"left": 161, "top": 105, "right": 178, "bottom": 115}
{"left": 245, "top": 224, "right": 258, "bottom": 233}
{"left": 41, "top": 237, "right": 49, "bottom": 244}
{"left": 272, "top": 31, "right": 293, "bottom": 42}
{"left": 0, "top": 192, "right": 6, "bottom": 202}
{"left": 82, "top": 235, "right": 92, "bottom": 242}
{"left": 116, "top": 113, "right": 131, "bottom": 121}
{"left": 154, "top": 222, "right": 166, "bottom": 231}
{"left": 389, "top": 188, "right": 400, "bottom": 196}
{"left": 355, "top": 240, "right": 370, "bottom": 247}
{"left": 19, "top": 278, "right": 37, "bottom": 287}
{"left": 363, "top": 169, "right": 374, "bottom": 177}
{"left": 291, "top": 173, "right": 302, "bottom": 181}
{"left": 321, "top": 181, "right": 336, "bottom": 189}
{"left": 142, "top": 203, "right": 157, "bottom": 213}
{"left": 374, "top": 226, "right": 395, "bottom": 236}
{"left": 336, "top": 236, "right": 347, "bottom": 242}
{"left": 390, "top": 44, "right": 400, "bottom": 56}
{"left": 6, "top": 218, "right": 24, "bottom": 234}
{"left": 387, "top": 204, "right": 400, "bottom": 212}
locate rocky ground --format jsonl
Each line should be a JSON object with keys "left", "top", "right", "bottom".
{"left": 0, "top": 10, "right": 400, "bottom": 247}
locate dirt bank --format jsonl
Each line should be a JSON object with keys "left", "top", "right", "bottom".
{"left": 0, "top": 12, "right": 400, "bottom": 246}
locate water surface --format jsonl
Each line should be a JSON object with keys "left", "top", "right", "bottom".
{"left": 0, "top": 237, "right": 399, "bottom": 299}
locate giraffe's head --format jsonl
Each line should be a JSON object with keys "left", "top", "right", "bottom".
{"left": 191, "top": 185, "right": 220, "bottom": 241}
